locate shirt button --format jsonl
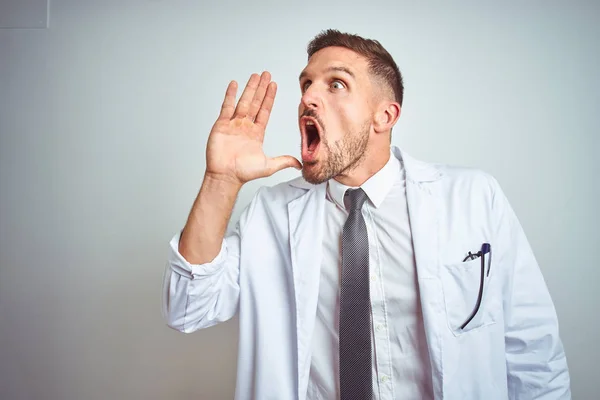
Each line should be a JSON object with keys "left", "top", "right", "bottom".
{"left": 370, "top": 274, "right": 377, "bottom": 281}
{"left": 380, "top": 375, "right": 389, "bottom": 383}
{"left": 376, "top": 324, "right": 384, "bottom": 332}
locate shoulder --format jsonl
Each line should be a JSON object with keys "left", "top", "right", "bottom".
{"left": 431, "top": 162, "right": 511, "bottom": 218}
{"left": 399, "top": 147, "right": 501, "bottom": 196}
{"left": 400, "top": 149, "right": 504, "bottom": 210}
{"left": 253, "top": 175, "right": 321, "bottom": 204}
{"left": 439, "top": 163, "right": 500, "bottom": 192}
{"left": 234, "top": 176, "right": 317, "bottom": 231}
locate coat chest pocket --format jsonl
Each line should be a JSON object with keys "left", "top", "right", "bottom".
{"left": 440, "top": 256, "right": 496, "bottom": 335}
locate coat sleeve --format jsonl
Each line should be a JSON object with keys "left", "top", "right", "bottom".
{"left": 162, "top": 188, "right": 261, "bottom": 333}
{"left": 490, "top": 177, "right": 571, "bottom": 399}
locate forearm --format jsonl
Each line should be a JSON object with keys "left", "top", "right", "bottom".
{"left": 179, "top": 173, "right": 242, "bottom": 264}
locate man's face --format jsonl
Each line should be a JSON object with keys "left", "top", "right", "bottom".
{"left": 298, "top": 46, "right": 376, "bottom": 184}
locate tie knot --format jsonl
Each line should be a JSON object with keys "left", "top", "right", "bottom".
{"left": 344, "top": 188, "right": 368, "bottom": 211}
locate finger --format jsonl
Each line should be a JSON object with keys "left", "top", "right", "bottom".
{"left": 218, "top": 80, "right": 238, "bottom": 121}
{"left": 233, "top": 73, "right": 260, "bottom": 118}
{"left": 254, "top": 82, "right": 277, "bottom": 128}
{"left": 247, "top": 71, "right": 272, "bottom": 121}
{"left": 265, "top": 155, "right": 302, "bottom": 176}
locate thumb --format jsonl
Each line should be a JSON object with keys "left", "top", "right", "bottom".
{"left": 265, "top": 155, "right": 302, "bottom": 176}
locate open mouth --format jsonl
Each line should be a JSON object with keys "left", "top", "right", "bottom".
{"left": 301, "top": 116, "right": 322, "bottom": 160}
{"left": 305, "top": 121, "right": 320, "bottom": 151}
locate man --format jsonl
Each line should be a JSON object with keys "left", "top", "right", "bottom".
{"left": 163, "top": 29, "right": 570, "bottom": 399}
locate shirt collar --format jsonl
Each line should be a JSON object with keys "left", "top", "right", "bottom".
{"left": 327, "top": 150, "right": 402, "bottom": 210}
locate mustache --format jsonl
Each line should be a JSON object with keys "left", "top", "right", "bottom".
{"left": 300, "top": 109, "right": 325, "bottom": 131}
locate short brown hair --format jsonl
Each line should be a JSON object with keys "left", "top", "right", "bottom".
{"left": 307, "top": 29, "right": 404, "bottom": 106}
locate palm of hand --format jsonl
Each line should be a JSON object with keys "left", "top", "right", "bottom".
{"left": 205, "top": 72, "right": 301, "bottom": 185}
{"left": 207, "top": 118, "right": 269, "bottom": 183}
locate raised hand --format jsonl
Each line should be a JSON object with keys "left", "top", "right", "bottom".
{"left": 205, "top": 71, "right": 301, "bottom": 185}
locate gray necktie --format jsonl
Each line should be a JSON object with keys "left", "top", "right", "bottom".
{"left": 339, "top": 188, "right": 372, "bottom": 400}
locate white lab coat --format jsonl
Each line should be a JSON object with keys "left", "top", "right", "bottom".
{"left": 163, "top": 146, "right": 570, "bottom": 400}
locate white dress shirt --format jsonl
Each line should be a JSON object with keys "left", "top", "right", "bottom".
{"left": 307, "top": 151, "right": 434, "bottom": 400}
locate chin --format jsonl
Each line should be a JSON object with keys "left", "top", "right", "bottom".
{"left": 301, "top": 163, "right": 328, "bottom": 185}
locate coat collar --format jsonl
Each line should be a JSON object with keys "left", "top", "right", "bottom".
{"left": 287, "top": 146, "right": 443, "bottom": 191}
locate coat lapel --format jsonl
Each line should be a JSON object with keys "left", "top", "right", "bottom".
{"left": 287, "top": 180, "right": 327, "bottom": 400}
{"left": 399, "top": 147, "right": 445, "bottom": 400}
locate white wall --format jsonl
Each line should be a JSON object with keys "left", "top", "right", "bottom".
{"left": 0, "top": 1, "right": 597, "bottom": 399}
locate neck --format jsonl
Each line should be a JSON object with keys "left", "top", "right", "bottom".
{"left": 334, "top": 144, "right": 391, "bottom": 187}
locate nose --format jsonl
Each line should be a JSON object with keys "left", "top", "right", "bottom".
{"left": 300, "top": 85, "right": 322, "bottom": 110}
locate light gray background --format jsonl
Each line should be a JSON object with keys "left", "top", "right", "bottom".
{"left": 0, "top": 1, "right": 598, "bottom": 399}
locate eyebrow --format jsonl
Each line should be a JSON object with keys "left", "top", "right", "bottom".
{"left": 299, "top": 66, "right": 356, "bottom": 81}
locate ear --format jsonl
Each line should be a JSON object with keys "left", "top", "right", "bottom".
{"left": 373, "top": 100, "right": 401, "bottom": 134}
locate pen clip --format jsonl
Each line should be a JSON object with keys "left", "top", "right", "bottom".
{"left": 481, "top": 243, "right": 491, "bottom": 276}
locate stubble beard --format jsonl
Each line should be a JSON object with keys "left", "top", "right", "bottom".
{"left": 302, "top": 121, "right": 370, "bottom": 185}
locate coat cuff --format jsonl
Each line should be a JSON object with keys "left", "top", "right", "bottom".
{"left": 168, "top": 231, "right": 228, "bottom": 278}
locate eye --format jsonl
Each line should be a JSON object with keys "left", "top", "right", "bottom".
{"left": 330, "top": 80, "right": 345, "bottom": 90}
{"left": 301, "top": 80, "right": 311, "bottom": 93}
